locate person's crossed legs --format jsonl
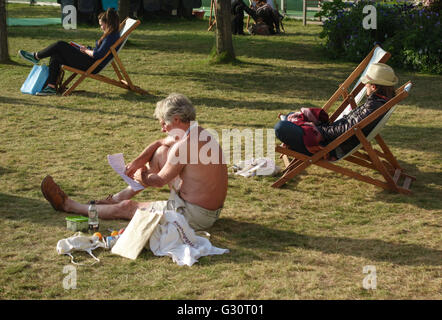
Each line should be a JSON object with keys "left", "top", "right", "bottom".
{"left": 41, "top": 145, "right": 170, "bottom": 221}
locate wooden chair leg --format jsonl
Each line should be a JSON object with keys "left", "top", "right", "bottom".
{"left": 59, "top": 73, "right": 77, "bottom": 94}
{"left": 62, "top": 74, "right": 87, "bottom": 96}
{"left": 375, "top": 134, "right": 402, "bottom": 170}
{"left": 272, "top": 161, "right": 312, "bottom": 188}
{"left": 354, "top": 128, "right": 400, "bottom": 192}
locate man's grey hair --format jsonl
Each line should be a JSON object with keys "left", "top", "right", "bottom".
{"left": 154, "top": 93, "right": 196, "bottom": 124}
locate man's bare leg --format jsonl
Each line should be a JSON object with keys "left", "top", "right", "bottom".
{"left": 42, "top": 146, "right": 170, "bottom": 219}
{"left": 97, "top": 145, "right": 170, "bottom": 204}
{"left": 64, "top": 198, "right": 152, "bottom": 220}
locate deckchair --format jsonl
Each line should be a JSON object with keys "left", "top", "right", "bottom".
{"left": 57, "top": 18, "right": 147, "bottom": 96}
{"left": 272, "top": 82, "right": 416, "bottom": 194}
{"left": 277, "top": 45, "right": 390, "bottom": 169}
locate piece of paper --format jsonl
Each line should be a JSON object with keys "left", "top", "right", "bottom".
{"left": 107, "top": 153, "right": 145, "bottom": 191}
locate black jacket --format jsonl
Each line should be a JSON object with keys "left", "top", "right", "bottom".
{"left": 317, "top": 93, "right": 388, "bottom": 157}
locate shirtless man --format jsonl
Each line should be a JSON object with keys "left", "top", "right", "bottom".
{"left": 41, "top": 93, "right": 228, "bottom": 230}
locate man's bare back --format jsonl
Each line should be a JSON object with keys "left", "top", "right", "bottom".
{"left": 159, "top": 125, "right": 227, "bottom": 211}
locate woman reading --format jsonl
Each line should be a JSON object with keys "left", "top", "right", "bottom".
{"left": 18, "top": 8, "right": 120, "bottom": 96}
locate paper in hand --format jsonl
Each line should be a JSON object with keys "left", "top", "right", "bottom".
{"left": 107, "top": 153, "right": 145, "bottom": 191}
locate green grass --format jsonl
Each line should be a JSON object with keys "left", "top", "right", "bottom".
{"left": 0, "top": 4, "right": 441, "bottom": 300}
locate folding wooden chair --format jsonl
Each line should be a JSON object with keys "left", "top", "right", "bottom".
{"left": 276, "top": 45, "right": 390, "bottom": 170}
{"left": 272, "top": 82, "right": 416, "bottom": 195}
{"left": 57, "top": 18, "right": 147, "bottom": 96}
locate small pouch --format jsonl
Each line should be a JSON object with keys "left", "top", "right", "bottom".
{"left": 56, "top": 232, "right": 106, "bottom": 265}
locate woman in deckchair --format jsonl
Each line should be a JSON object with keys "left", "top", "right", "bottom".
{"left": 274, "top": 63, "right": 398, "bottom": 159}
{"left": 18, "top": 8, "right": 120, "bottom": 96}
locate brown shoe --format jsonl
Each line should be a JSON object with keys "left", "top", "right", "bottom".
{"left": 41, "top": 175, "right": 68, "bottom": 212}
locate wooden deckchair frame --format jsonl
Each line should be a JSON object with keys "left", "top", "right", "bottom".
{"left": 57, "top": 18, "right": 147, "bottom": 96}
{"left": 323, "top": 45, "right": 391, "bottom": 120}
{"left": 272, "top": 81, "right": 416, "bottom": 194}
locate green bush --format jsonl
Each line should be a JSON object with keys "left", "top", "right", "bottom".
{"left": 317, "top": 0, "right": 442, "bottom": 74}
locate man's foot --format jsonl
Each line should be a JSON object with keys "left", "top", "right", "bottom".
{"left": 18, "top": 50, "right": 39, "bottom": 64}
{"left": 36, "top": 86, "right": 57, "bottom": 96}
{"left": 41, "top": 175, "right": 68, "bottom": 212}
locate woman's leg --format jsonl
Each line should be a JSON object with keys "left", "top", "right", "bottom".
{"left": 46, "top": 55, "right": 63, "bottom": 86}
{"left": 37, "top": 41, "right": 96, "bottom": 86}
{"left": 274, "top": 120, "right": 312, "bottom": 156}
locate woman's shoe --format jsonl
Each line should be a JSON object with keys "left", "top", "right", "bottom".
{"left": 18, "top": 50, "right": 39, "bottom": 64}
{"left": 36, "top": 86, "right": 57, "bottom": 96}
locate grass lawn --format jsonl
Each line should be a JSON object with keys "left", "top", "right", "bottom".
{"left": 0, "top": 4, "right": 441, "bottom": 300}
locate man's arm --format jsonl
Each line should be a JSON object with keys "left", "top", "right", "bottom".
{"left": 125, "top": 136, "right": 177, "bottom": 178}
{"left": 140, "top": 140, "right": 186, "bottom": 188}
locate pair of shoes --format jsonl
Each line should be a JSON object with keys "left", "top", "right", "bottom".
{"left": 41, "top": 175, "right": 68, "bottom": 212}
{"left": 36, "top": 86, "right": 57, "bottom": 96}
{"left": 18, "top": 50, "right": 39, "bottom": 64}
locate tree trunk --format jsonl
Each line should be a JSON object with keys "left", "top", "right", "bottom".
{"left": 119, "top": 0, "right": 131, "bottom": 20}
{"left": 0, "top": 0, "right": 9, "bottom": 63}
{"left": 214, "top": 0, "right": 235, "bottom": 61}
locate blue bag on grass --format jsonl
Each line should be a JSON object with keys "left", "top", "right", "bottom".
{"left": 21, "top": 64, "right": 49, "bottom": 95}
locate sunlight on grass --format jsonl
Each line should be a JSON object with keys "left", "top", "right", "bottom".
{"left": 0, "top": 4, "right": 441, "bottom": 300}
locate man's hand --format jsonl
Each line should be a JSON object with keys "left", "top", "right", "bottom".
{"left": 125, "top": 159, "right": 145, "bottom": 179}
{"left": 133, "top": 166, "right": 148, "bottom": 187}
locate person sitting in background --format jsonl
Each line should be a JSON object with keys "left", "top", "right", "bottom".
{"left": 18, "top": 8, "right": 120, "bottom": 96}
{"left": 254, "top": 0, "right": 281, "bottom": 34}
{"left": 274, "top": 63, "right": 398, "bottom": 159}
{"left": 231, "top": 0, "right": 258, "bottom": 35}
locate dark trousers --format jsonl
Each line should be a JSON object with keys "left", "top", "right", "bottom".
{"left": 274, "top": 120, "right": 313, "bottom": 156}
{"left": 232, "top": 11, "right": 245, "bottom": 34}
{"left": 37, "top": 41, "right": 96, "bottom": 85}
{"left": 231, "top": 0, "right": 258, "bottom": 34}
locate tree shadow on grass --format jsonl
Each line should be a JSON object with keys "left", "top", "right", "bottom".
{"left": 0, "top": 91, "right": 160, "bottom": 119}
{"left": 0, "top": 95, "right": 52, "bottom": 108}
{"left": 213, "top": 218, "right": 442, "bottom": 267}
{"left": 150, "top": 67, "right": 347, "bottom": 102}
{"left": 0, "top": 193, "right": 63, "bottom": 228}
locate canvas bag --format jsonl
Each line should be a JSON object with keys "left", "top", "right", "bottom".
{"left": 111, "top": 206, "right": 163, "bottom": 260}
{"left": 20, "top": 64, "right": 49, "bottom": 95}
